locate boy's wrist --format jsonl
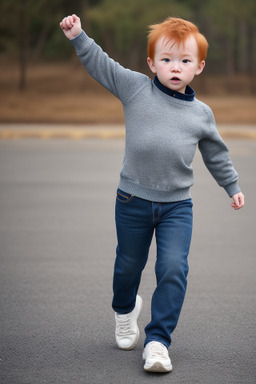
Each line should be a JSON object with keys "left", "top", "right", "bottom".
{"left": 70, "top": 30, "right": 83, "bottom": 40}
{"left": 224, "top": 181, "right": 241, "bottom": 197}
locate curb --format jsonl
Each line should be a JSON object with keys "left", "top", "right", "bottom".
{"left": 0, "top": 124, "right": 256, "bottom": 140}
{"left": 0, "top": 128, "right": 125, "bottom": 140}
{"left": 0, "top": 125, "right": 125, "bottom": 140}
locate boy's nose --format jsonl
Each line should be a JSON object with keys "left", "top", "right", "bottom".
{"left": 171, "top": 63, "right": 181, "bottom": 72}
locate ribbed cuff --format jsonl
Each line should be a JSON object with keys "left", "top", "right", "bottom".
{"left": 70, "top": 30, "right": 94, "bottom": 54}
{"left": 223, "top": 181, "right": 241, "bottom": 197}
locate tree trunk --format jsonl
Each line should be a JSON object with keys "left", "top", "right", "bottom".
{"left": 81, "top": 0, "right": 92, "bottom": 36}
{"left": 248, "top": 24, "right": 256, "bottom": 94}
{"left": 225, "top": 38, "right": 235, "bottom": 91}
{"left": 18, "top": 2, "right": 29, "bottom": 91}
{"left": 128, "top": 39, "right": 142, "bottom": 71}
{"left": 32, "top": 24, "right": 51, "bottom": 61}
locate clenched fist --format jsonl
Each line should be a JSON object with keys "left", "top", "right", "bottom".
{"left": 60, "top": 14, "right": 82, "bottom": 40}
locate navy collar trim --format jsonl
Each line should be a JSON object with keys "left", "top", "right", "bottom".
{"left": 154, "top": 76, "right": 195, "bottom": 102}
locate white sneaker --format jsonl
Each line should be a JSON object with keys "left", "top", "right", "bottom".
{"left": 115, "top": 295, "right": 143, "bottom": 350}
{"left": 143, "top": 341, "right": 173, "bottom": 372}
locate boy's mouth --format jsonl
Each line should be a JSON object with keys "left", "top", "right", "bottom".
{"left": 171, "top": 77, "right": 180, "bottom": 81}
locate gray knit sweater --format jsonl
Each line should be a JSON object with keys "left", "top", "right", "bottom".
{"left": 71, "top": 31, "right": 240, "bottom": 202}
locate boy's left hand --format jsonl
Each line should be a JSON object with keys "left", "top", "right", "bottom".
{"left": 231, "top": 192, "right": 245, "bottom": 210}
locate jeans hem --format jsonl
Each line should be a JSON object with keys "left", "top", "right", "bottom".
{"left": 112, "top": 302, "right": 135, "bottom": 315}
{"left": 144, "top": 338, "right": 170, "bottom": 350}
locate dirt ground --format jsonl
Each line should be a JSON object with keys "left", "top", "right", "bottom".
{"left": 1, "top": 61, "right": 256, "bottom": 125}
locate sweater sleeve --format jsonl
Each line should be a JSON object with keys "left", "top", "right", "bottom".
{"left": 198, "top": 105, "right": 241, "bottom": 197}
{"left": 70, "top": 30, "right": 149, "bottom": 104}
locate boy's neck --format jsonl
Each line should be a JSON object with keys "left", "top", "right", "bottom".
{"left": 154, "top": 76, "right": 195, "bottom": 101}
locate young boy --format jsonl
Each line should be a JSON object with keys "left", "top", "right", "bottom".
{"left": 60, "top": 15, "right": 244, "bottom": 373}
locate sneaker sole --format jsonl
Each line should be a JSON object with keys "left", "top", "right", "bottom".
{"left": 144, "top": 361, "right": 173, "bottom": 373}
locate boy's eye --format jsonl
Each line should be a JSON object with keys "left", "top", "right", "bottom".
{"left": 162, "top": 58, "right": 170, "bottom": 63}
{"left": 183, "top": 59, "right": 190, "bottom": 63}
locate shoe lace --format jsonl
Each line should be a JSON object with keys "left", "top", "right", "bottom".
{"left": 149, "top": 342, "right": 167, "bottom": 357}
{"left": 116, "top": 315, "right": 133, "bottom": 335}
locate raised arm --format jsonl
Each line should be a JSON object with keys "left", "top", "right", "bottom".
{"left": 59, "top": 14, "right": 149, "bottom": 104}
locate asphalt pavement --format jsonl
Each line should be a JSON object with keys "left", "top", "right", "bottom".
{"left": 0, "top": 137, "right": 255, "bottom": 384}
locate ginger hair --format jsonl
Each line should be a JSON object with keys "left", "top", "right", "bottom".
{"left": 148, "top": 17, "right": 208, "bottom": 62}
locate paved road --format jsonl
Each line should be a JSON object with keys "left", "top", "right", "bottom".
{"left": 0, "top": 138, "right": 255, "bottom": 384}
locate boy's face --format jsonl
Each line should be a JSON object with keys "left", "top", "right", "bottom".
{"left": 147, "top": 35, "right": 205, "bottom": 94}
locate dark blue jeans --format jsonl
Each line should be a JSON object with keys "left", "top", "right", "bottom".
{"left": 112, "top": 189, "right": 193, "bottom": 348}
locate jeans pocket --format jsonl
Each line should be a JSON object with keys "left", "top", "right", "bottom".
{"left": 116, "top": 189, "right": 134, "bottom": 203}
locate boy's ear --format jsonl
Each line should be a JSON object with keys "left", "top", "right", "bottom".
{"left": 147, "top": 57, "right": 157, "bottom": 74}
{"left": 195, "top": 60, "right": 205, "bottom": 76}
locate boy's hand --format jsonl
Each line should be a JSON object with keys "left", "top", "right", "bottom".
{"left": 231, "top": 192, "right": 245, "bottom": 210}
{"left": 60, "top": 14, "right": 82, "bottom": 40}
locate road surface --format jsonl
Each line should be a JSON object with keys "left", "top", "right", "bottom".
{"left": 0, "top": 137, "right": 255, "bottom": 384}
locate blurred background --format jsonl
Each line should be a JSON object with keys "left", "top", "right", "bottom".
{"left": 0, "top": 0, "right": 255, "bottom": 125}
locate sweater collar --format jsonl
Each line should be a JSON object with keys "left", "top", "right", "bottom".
{"left": 154, "top": 76, "right": 195, "bottom": 102}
